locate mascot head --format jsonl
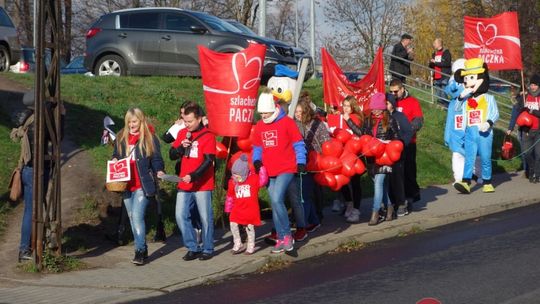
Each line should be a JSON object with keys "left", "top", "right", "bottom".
{"left": 267, "top": 64, "right": 298, "bottom": 104}
{"left": 454, "top": 58, "right": 490, "bottom": 97}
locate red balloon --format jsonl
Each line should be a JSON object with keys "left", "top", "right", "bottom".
{"left": 306, "top": 151, "right": 321, "bottom": 172}
{"left": 386, "top": 140, "right": 404, "bottom": 162}
{"left": 334, "top": 174, "right": 350, "bottom": 190}
{"left": 375, "top": 151, "right": 394, "bottom": 166}
{"left": 236, "top": 137, "right": 252, "bottom": 152}
{"left": 319, "top": 155, "right": 342, "bottom": 174}
{"left": 314, "top": 173, "right": 326, "bottom": 186}
{"left": 363, "top": 138, "right": 386, "bottom": 158}
{"left": 333, "top": 128, "right": 352, "bottom": 143}
{"left": 341, "top": 161, "right": 356, "bottom": 177}
{"left": 344, "top": 136, "right": 363, "bottom": 155}
{"left": 516, "top": 111, "right": 534, "bottom": 127}
{"left": 354, "top": 159, "right": 366, "bottom": 175}
{"left": 322, "top": 172, "right": 336, "bottom": 188}
{"left": 358, "top": 135, "right": 373, "bottom": 148}
{"left": 216, "top": 141, "right": 229, "bottom": 159}
{"left": 322, "top": 139, "right": 344, "bottom": 158}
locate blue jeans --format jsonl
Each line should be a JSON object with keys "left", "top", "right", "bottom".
{"left": 434, "top": 78, "right": 449, "bottom": 106}
{"left": 123, "top": 189, "right": 149, "bottom": 252}
{"left": 176, "top": 190, "right": 214, "bottom": 254}
{"left": 287, "top": 176, "right": 306, "bottom": 229}
{"left": 463, "top": 127, "right": 493, "bottom": 182}
{"left": 299, "top": 174, "right": 319, "bottom": 226}
{"left": 20, "top": 166, "right": 49, "bottom": 252}
{"left": 372, "top": 173, "right": 390, "bottom": 212}
{"left": 268, "top": 174, "right": 294, "bottom": 239}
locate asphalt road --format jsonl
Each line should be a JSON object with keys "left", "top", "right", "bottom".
{"left": 128, "top": 204, "right": 540, "bottom": 304}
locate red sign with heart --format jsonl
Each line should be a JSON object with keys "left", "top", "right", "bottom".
{"left": 464, "top": 12, "right": 522, "bottom": 70}
{"left": 199, "top": 43, "right": 266, "bottom": 137}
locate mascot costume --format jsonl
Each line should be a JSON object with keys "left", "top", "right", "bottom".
{"left": 267, "top": 64, "right": 298, "bottom": 108}
{"left": 453, "top": 58, "right": 499, "bottom": 194}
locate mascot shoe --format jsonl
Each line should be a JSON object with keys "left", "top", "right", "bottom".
{"left": 454, "top": 181, "right": 471, "bottom": 194}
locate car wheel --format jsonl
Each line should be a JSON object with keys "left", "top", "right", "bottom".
{"left": 0, "top": 45, "right": 11, "bottom": 72}
{"left": 95, "top": 55, "right": 126, "bottom": 76}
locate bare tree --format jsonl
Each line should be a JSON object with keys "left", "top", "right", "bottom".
{"left": 323, "top": 0, "right": 404, "bottom": 66}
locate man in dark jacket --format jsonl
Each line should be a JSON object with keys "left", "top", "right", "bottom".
{"left": 429, "top": 38, "right": 452, "bottom": 107}
{"left": 389, "top": 34, "right": 414, "bottom": 83}
{"left": 386, "top": 93, "right": 414, "bottom": 217}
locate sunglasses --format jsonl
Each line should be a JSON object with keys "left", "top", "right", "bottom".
{"left": 390, "top": 90, "right": 400, "bottom": 94}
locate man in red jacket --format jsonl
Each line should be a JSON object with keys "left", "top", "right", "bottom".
{"left": 170, "top": 104, "right": 216, "bottom": 261}
{"left": 389, "top": 79, "right": 424, "bottom": 213}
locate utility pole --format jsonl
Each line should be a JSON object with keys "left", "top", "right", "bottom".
{"left": 310, "top": 0, "right": 315, "bottom": 78}
{"left": 295, "top": 0, "right": 299, "bottom": 47}
{"left": 33, "top": 0, "right": 37, "bottom": 47}
{"left": 259, "top": 0, "right": 266, "bottom": 37}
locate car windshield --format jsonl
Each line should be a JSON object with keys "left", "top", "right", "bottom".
{"left": 191, "top": 12, "right": 242, "bottom": 33}
{"left": 227, "top": 20, "right": 257, "bottom": 36}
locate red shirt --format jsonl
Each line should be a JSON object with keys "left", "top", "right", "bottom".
{"left": 227, "top": 174, "right": 261, "bottom": 226}
{"left": 172, "top": 126, "right": 216, "bottom": 191}
{"left": 126, "top": 133, "right": 142, "bottom": 192}
{"left": 433, "top": 49, "right": 444, "bottom": 80}
{"left": 397, "top": 95, "right": 423, "bottom": 143}
{"left": 524, "top": 94, "right": 540, "bottom": 130}
{"left": 253, "top": 115, "right": 302, "bottom": 177}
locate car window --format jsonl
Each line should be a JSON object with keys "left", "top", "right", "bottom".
{"left": 119, "top": 12, "right": 160, "bottom": 30}
{"left": 164, "top": 13, "right": 202, "bottom": 32}
{"left": 191, "top": 12, "right": 242, "bottom": 33}
{"left": 0, "top": 8, "right": 14, "bottom": 27}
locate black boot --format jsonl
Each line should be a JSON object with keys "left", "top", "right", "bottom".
{"left": 153, "top": 219, "right": 167, "bottom": 243}
{"left": 132, "top": 249, "right": 145, "bottom": 265}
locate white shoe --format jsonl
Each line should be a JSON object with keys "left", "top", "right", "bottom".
{"left": 343, "top": 201, "right": 354, "bottom": 218}
{"left": 346, "top": 208, "right": 361, "bottom": 223}
{"left": 332, "top": 199, "right": 344, "bottom": 212}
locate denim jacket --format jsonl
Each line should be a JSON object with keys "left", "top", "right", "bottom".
{"left": 112, "top": 135, "right": 164, "bottom": 197}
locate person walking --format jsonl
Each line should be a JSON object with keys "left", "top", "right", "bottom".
{"left": 252, "top": 89, "right": 307, "bottom": 254}
{"left": 112, "top": 108, "right": 165, "bottom": 265}
{"left": 170, "top": 103, "right": 216, "bottom": 261}
{"left": 429, "top": 38, "right": 452, "bottom": 107}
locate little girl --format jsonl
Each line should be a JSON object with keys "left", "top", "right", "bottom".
{"left": 225, "top": 154, "right": 268, "bottom": 255}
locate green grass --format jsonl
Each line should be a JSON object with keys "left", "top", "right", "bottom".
{"left": 0, "top": 107, "right": 21, "bottom": 237}
{"left": 0, "top": 74, "right": 522, "bottom": 231}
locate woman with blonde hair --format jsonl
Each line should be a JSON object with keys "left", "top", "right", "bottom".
{"left": 112, "top": 108, "right": 165, "bottom": 265}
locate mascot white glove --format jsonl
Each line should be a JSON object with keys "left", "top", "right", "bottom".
{"left": 459, "top": 88, "right": 475, "bottom": 99}
{"left": 479, "top": 122, "right": 491, "bottom": 132}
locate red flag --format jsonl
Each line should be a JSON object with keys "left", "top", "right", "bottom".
{"left": 464, "top": 12, "right": 522, "bottom": 70}
{"left": 322, "top": 47, "right": 385, "bottom": 111}
{"left": 199, "top": 43, "right": 266, "bottom": 137}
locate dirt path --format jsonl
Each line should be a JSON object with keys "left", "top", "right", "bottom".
{"left": 0, "top": 75, "right": 121, "bottom": 278}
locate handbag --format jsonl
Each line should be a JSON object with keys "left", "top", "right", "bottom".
{"left": 8, "top": 166, "right": 22, "bottom": 201}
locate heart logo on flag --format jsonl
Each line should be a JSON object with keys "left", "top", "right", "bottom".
{"left": 203, "top": 51, "right": 262, "bottom": 94}
{"left": 476, "top": 22, "right": 498, "bottom": 46}
{"left": 114, "top": 161, "right": 126, "bottom": 172}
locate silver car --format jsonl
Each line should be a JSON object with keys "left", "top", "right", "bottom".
{"left": 0, "top": 6, "right": 20, "bottom": 72}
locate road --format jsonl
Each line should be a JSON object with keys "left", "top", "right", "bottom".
{"left": 127, "top": 203, "right": 540, "bottom": 304}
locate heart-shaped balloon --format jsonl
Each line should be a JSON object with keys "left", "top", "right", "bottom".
{"left": 236, "top": 137, "right": 252, "bottom": 152}
{"left": 516, "top": 111, "right": 534, "bottom": 127}
{"left": 216, "top": 141, "right": 229, "bottom": 159}
{"left": 344, "top": 136, "right": 363, "bottom": 155}
{"left": 333, "top": 128, "right": 352, "bottom": 143}
{"left": 319, "top": 155, "right": 342, "bottom": 174}
{"left": 354, "top": 159, "right": 366, "bottom": 175}
{"left": 306, "top": 150, "right": 321, "bottom": 172}
{"left": 333, "top": 174, "right": 350, "bottom": 191}
{"left": 363, "top": 138, "right": 386, "bottom": 158}
{"left": 375, "top": 151, "right": 394, "bottom": 166}
{"left": 386, "top": 140, "right": 404, "bottom": 162}
{"left": 322, "top": 139, "right": 344, "bottom": 158}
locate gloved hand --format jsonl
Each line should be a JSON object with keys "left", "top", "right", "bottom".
{"left": 297, "top": 164, "right": 306, "bottom": 174}
{"left": 479, "top": 122, "right": 491, "bottom": 132}
{"left": 254, "top": 160, "right": 262, "bottom": 174}
{"left": 459, "top": 88, "right": 474, "bottom": 99}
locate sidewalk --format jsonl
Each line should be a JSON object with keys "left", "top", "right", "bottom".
{"left": 0, "top": 172, "right": 539, "bottom": 304}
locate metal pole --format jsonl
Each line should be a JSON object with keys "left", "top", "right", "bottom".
{"left": 295, "top": 0, "right": 299, "bottom": 47}
{"left": 310, "top": 0, "right": 315, "bottom": 78}
{"left": 33, "top": 0, "right": 37, "bottom": 47}
{"left": 259, "top": 0, "right": 266, "bottom": 37}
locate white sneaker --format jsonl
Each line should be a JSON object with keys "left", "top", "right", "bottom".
{"left": 332, "top": 199, "right": 344, "bottom": 212}
{"left": 343, "top": 201, "right": 354, "bottom": 218}
{"left": 346, "top": 208, "right": 361, "bottom": 223}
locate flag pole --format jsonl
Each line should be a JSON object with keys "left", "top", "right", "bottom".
{"left": 520, "top": 70, "right": 526, "bottom": 97}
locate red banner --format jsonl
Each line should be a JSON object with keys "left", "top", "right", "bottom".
{"left": 322, "top": 47, "right": 385, "bottom": 111}
{"left": 464, "top": 12, "right": 522, "bottom": 70}
{"left": 199, "top": 43, "right": 266, "bottom": 137}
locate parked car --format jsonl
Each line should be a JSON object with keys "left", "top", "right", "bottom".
{"left": 0, "top": 6, "right": 21, "bottom": 72}
{"left": 61, "top": 56, "right": 89, "bottom": 74}
{"left": 226, "top": 19, "right": 314, "bottom": 79}
{"left": 84, "top": 8, "right": 299, "bottom": 83}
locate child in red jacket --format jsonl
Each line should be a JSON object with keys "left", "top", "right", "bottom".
{"left": 225, "top": 154, "right": 268, "bottom": 255}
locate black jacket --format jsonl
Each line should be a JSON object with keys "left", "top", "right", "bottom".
{"left": 429, "top": 48, "right": 452, "bottom": 80}
{"left": 389, "top": 42, "right": 412, "bottom": 76}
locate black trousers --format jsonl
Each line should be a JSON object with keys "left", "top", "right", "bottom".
{"left": 403, "top": 143, "right": 420, "bottom": 200}
{"left": 523, "top": 130, "right": 540, "bottom": 177}
{"left": 389, "top": 158, "right": 406, "bottom": 207}
{"left": 340, "top": 174, "right": 363, "bottom": 209}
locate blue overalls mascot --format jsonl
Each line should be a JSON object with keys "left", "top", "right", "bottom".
{"left": 453, "top": 58, "right": 499, "bottom": 194}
